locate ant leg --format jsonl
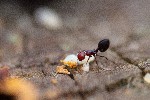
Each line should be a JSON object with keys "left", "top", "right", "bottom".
{"left": 86, "top": 56, "right": 90, "bottom": 64}
{"left": 94, "top": 57, "right": 100, "bottom": 71}
{"left": 95, "top": 56, "right": 111, "bottom": 71}
{"left": 97, "top": 54, "right": 117, "bottom": 65}
{"left": 95, "top": 57, "right": 98, "bottom": 66}
{"left": 95, "top": 57, "right": 99, "bottom": 66}
{"left": 96, "top": 55, "right": 108, "bottom": 60}
{"left": 68, "top": 73, "right": 75, "bottom": 80}
{"left": 97, "top": 55, "right": 121, "bottom": 70}
{"left": 51, "top": 70, "right": 58, "bottom": 77}
{"left": 76, "top": 66, "right": 83, "bottom": 75}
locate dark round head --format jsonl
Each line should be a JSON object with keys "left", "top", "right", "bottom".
{"left": 77, "top": 51, "right": 85, "bottom": 61}
{"left": 98, "top": 39, "right": 110, "bottom": 52}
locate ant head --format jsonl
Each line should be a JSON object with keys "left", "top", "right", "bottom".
{"left": 77, "top": 51, "right": 85, "bottom": 61}
{"left": 97, "top": 39, "right": 110, "bottom": 52}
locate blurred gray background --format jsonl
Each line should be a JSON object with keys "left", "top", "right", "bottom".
{"left": 0, "top": 0, "right": 149, "bottom": 61}
{"left": 0, "top": 1, "right": 150, "bottom": 100}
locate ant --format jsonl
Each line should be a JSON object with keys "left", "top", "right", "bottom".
{"left": 54, "top": 39, "right": 110, "bottom": 77}
{"left": 77, "top": 39, "right": 110, "bottom": 70}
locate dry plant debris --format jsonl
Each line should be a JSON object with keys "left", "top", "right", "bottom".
{"left": 0, "top": 66, "right": 38, "bottom": 100}
{"left": 56, "top": 65, "right": 70, "bottom": 74}
{"left": 0, "top": 78, "right": 38, "bottom": 100}
{"left": 60, "top": 60, "right": 78, "bottom": 69}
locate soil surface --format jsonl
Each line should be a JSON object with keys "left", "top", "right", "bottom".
{"left": 0, "top": 0, "right": 150, "bottom": 100}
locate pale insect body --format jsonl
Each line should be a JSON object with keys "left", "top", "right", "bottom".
{"left": 63, "top": 54, "right": 77, "bottom": 63}
{"left": 62, "top": 54, "right": 94, "bottom": 71}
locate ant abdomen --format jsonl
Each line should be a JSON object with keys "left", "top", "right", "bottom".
{"left": 98, "top": 39, "right": 110, "bottom": 52}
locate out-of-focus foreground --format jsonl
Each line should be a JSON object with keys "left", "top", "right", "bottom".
{"left": 0, "top": 0, "right": 150, "bottom": 100}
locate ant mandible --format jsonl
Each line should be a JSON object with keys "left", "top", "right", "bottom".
{"left": 77, "top": 39, "right": 110, "bottom": 70}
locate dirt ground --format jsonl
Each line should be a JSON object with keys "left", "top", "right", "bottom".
{"left": 0, "top": 0, "right": 150, "bottom": 100}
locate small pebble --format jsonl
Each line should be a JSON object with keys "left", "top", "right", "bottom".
{"left": 143, "top": 73, "right": 150, "bottom": 83}
{"left": 34, "top": 7, "right": 62, "bottom": 30}
{"left": 51, "top": 78, "right": 57, "bottom": 84}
